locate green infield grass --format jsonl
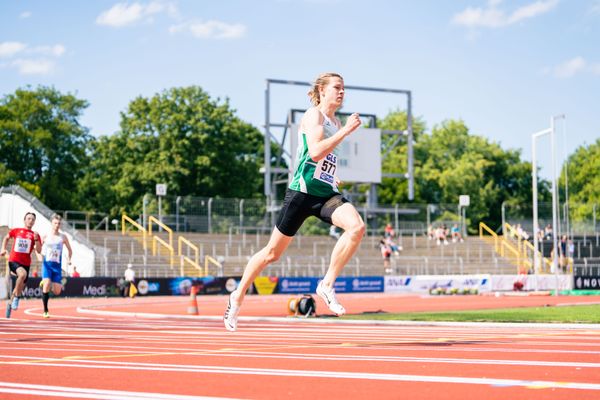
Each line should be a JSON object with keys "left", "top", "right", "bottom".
{"left": 344, "top": 304, "right": 600, "bottom": 323}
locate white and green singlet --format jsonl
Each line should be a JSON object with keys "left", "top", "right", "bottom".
{"left": 289, "top": 112, "right": 340, "bottom": 197}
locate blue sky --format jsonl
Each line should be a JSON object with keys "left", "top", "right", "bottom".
{"left": 1, "top": 0, "right": 599, "bottom": 180}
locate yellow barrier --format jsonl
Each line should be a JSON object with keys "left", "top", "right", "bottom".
{"left": 121, "top": 214, "right": 147, "bottom": 250}
{"left": 479, "top": 222, "right": 499, "bottom": 253}
{"left": 151, "top": 235, "right": 175, "bottom": 268}
{"left": 204, "top": 255, "right": 222, "bottom": 277}
{"left": 178, "top": 236, "right": 202, "bottom": 277}
{"left": 148, "top": 216, "right": 173, "bottom": 249}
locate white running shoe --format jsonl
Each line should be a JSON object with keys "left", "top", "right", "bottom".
{"left": 316, "top": 281, "right": 346, "bottom": 316}
{"left": 11, "top": 296, "right": 20, "bottom": 311}
{"left": 223, "top": 292, "right": 241, "bottom": 332}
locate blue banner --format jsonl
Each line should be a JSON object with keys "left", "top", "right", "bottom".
{"left": 333, "top": 277, "right": 384, "bottom": 293}
{"left": 277, "top": 276, "right": 384, "bottom": 294}
{"left": 277, "top": 277, "right": 319, "bottom": 294}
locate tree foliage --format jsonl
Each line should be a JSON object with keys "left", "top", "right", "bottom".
{"left": 560, "top": 138, "right": 600, "bottom": 222}
{"left": 376, "top": 113, "right": 549, "bottom": 228}
{"left": 78, "top": 86, "right": 265, "bottom": 216}
{"left": 0, "top": 86, "right": 90, "bottom": 209}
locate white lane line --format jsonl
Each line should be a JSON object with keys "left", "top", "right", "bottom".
{"left": 0, "top": 382, "right": 240, "bottom": 400}
{"left": 1, "top": 350, "right": 599, "bottom": 369}
{"left": 2, "top": 360, "right": 600, "bottom": 391}
{"left": 75, "top": 306, "right": 600, "bottom": 330}
{"left": 2, "top": 342, "right": 600, "bottom": 356}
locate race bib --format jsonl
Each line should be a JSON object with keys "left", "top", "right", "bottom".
{"left": 46, "top": 247, "right": 61, "bottom": 263}
{"left": 15, "top": 238, "right": 31, "bottom": 254}
{"left": 313, "top": 153, "right": 337, "bottom": 187}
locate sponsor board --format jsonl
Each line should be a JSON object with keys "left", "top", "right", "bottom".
{"left": 491, "top": 275, "right": 573, "bottom": 291}
{"left": 574, "top": 275, "right": 600, "bottom": 290}
{"left": 14, "top": 277, "right": 122, "bottom": 298}
{"left": 253, "top": 276, "right": 278, "bottom": 295}
{"left": 277, "top": 276, "right": 384, "bottom": 294}
{"left": 278, "top": 277, "right": 319, "bottom": 294}
{"left": 384, "top": 276, "right": 413, "bottom": 293}
{"left": 387, "top": 275, "right": 491, "bottom": 293}
{"left": 333, "top": 277, "right": 384, "bottom": 293}
{"left": 169, "top": 277, "right": 241, "bottom": 296}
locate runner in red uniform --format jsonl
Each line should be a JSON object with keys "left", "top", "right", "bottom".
{"left": 1, "top": 212, "right": 42, "bottom": 318}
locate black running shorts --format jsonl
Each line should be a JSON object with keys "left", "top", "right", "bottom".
{"left": 275, "top": 189, "right": 349, "bottom": 237}
{"left": 9, "top": 261, "right": 30, "bottom": 283}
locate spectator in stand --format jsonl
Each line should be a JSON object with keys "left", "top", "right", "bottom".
{"left": 379, "top": 238, "right": 392, "bottom": 274}
{"left": 427, "top": 224, "right": 435, "bottom": 241}
{"left": 329, "top": 225, "right": 341, "bottom": 240}
{"left": 384, "top": 223, "right": 396, "bottom": 239}
{"left": 436, "top": 225, "right": 448, "bottom": 246}
{"left": 450, "top": 224, "right": 464, "bottom": 243}
{"left": 71, "top": 266, "right": 80, "bottom": 278}
{"left": 385, "top": 235, "right": 402, "bottom": 255}
{"left": 544, "top": 224, "right": 553, "bottom": 240}
{"left": 559, "top": 235, "right": 568, "bottom": 271}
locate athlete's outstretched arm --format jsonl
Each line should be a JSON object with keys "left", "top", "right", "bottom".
{"left": 303, "top": 108, "right": 361, "bottom": 162}
{"left": 63, "top": 236, "right": 73, "bottom": 263}
{"left": 0, "top": 235, "right": 9, "bottom": 256}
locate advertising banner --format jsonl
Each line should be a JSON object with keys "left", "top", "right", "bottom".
{"left": 573, "top": 275, "right": 600, "bottom": 290}
{"left": 277, "top": 277, "right": 319, "bottom": 294}
{"left": 253, "top": 277, "right": 279, "bottom": 295}
{"left": 384, "top": 276, "right": 414, "bottom": 293}
{"left": 333, "top": 277, "right": 384, "bottom": 293}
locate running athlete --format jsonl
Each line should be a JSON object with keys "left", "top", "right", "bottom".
{"left": 40, "top": 214, "right": 72, "bottom": 318}
{"left": 224, "top": 72, "right": 365, "bottom": 331}
{"left": 0, "top": 212, "right": 42, "bottom": 318}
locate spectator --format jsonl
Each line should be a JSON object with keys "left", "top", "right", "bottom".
{"left": 384, "top": 223, "right": 395, "bottom": 239}
{"left": 71, "top": 266, "right": 80, "bottom": 278}
{"left": 544, "top": 224, "right": 553, "bottom": 240}
{"left": 379, "top": 238, "right": 392, "bottom": 274}
{"left": 123, "top": 264, "right": 137, "bottom": 298}
{"left": 385, "top": 236, "right": 402, "bottom": 255}
{"left": 427, "top": 224, "right": 435, "bottom": 241}
{"left": 329, "top": 225, "right": 341, "bottom": 240}
{"left": 436, "top": 225, "right": 448, "bottom": 246}
{"left": 450, "top": 224, "right": 464, "bottom": 243}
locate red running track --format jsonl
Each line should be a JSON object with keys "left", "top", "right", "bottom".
{"left": 1, "top": 294, "right": 600, "bottom": 400}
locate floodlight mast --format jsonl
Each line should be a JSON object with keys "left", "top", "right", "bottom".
{"left": 264, "top": 78, "right": 414, "bottom": 206}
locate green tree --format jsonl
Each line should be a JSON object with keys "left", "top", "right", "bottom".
{"left": 376, "top": 110, "right": 427, "bottom": 204}
{"left": 377, "top": 115, "right": 549, "bottom": 229}
{"left": 0, "top": 86, "right": 90, "bottom": 209}
{"left": 560, "top": 138, "right": 600, "bottom": 224}
{"left": 79, "top": 86, "right": 266, "bottom": 216}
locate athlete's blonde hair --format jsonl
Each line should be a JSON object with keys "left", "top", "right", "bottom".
{"left": 307, "top": 72, "right": 343, "bottom": 106}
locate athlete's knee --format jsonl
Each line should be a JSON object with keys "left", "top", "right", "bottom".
{"left": 347, "top": 219, "right": 366, "bottom": 239}
{"left": 263, "top": 246, "right": 281, "bottom": 264}
{"left": 52, "top": 286, "right": 61, "bottom": 296}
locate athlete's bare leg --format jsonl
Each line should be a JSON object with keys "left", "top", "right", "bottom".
{"left": 322, "top": 203, "right": 365, "bottom": 288}
{"left": 232, "top": 227, "right": 294, "bottom": 305}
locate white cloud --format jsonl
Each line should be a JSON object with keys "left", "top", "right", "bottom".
{"left": 453, "top": 0, "right": 559, "bottom": 28}
{"left": 546, "top": 57, "right": 600, "bottom": 78}
{"left": 19, "top": 11, "right": 32, "bottom": 19}
{"left": 96, "top": 1, "right": 178, "bottom": 27}
{"left": 11, "top": 58, "right": 55, "bottom": 75}
{"left": 29, "top": 44, "right": 66, "bottom": 57}
{"left": 169, "top": 20, "right": 246, "bottom": 39}
{"left": 0, "top": 42, "right": 65, "bottom": 75}
{"left": 0, "top": 41, "right": 27, "bottom": 58}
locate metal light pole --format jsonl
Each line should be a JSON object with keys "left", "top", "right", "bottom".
{"left": 531, "top": 114, "right": 565, "bottom": 296}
